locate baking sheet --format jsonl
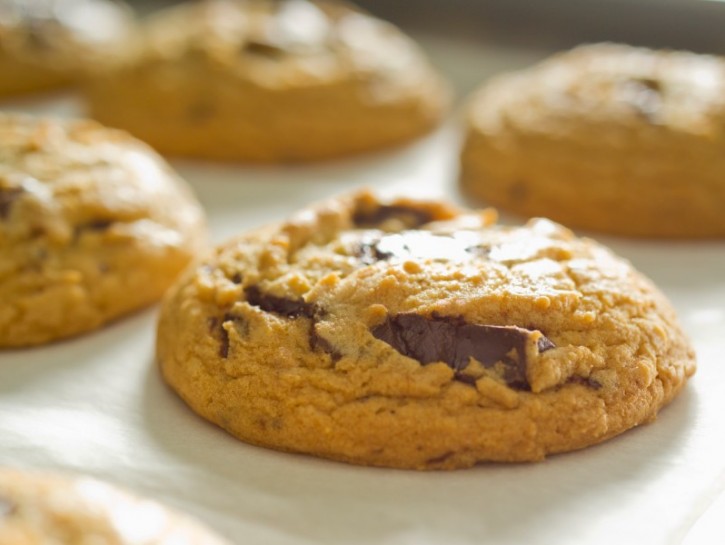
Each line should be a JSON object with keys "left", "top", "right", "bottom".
{"left": 2, "top": 38, "right": 725, "bottom": 545}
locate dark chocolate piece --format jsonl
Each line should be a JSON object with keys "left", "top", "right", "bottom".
{"left": 371, "top": 313, "right": 554, "bottom": 389}
{"left": 355, "top": 232, "right": 488, "bottom": 264}
{"left": 209, "top": 313, "right": 239, "bottom": 359}
{"left": 81, "top": 219, "right": 114, "bottom": 231}
{"left": 245, "top": 286, "right": 315, "bottom": 318}
{"left": 0, "top": 187, "right": 25, "bottom": 219}
{"left": 426, "top": 451, "right": 454, "bottom": 465}
{"left": 243, "top": 39, "right": 286, "bottom": 57}
{"left": 353, "top": 204, "right": 433, "bottom": 229}
{"left": 309, "top": 326, "right": 342, "bottom": 361}
{"left": 567, "top": 376, "right": 602, "bottom": 390}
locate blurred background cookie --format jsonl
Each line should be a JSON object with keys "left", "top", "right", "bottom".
{"left": 0, "top": 0, "right": 134, "bottom": 98}
{"left": 0, "top": 468, "right": 229, "bottom": 544}
{"left": 85, "top": 0, "right": 450, "bottom": 162}
{"left": 0, "top": 114, "right": 206, "bottom": 347}
{"left": 157, "top": 192, "right": 694, "bottom": 469}
{"left": 460, "top": 43, "right": 725, "bottom": 238}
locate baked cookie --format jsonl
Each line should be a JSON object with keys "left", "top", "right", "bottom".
{"left": 0, "top": 0, "right": 134, "bottom": 98}
{"left": 157, "top": 192, "right": 695, "bottom": 470}
{"left": 0, "top": 114, "right": 206, "bottom": 347}
{"left": 460, "top": 43, "right": 725, "bottom": 237}
{"left": 0, "top": 468, "right": 229, "bottom": 544}
{"left": 85, "top": 0, "right": 449, "bottom": 162}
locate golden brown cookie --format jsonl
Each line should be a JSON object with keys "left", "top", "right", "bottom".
{"left": 0, "top": 468, "right": 229, "bottom": 545}
{"left": 85, "top": 0, "right": 449, "bottom": 162}
{"left": 0, "top": 0, "right": 134, "bottom": 98}
{"left": 460, "top": 43, "right": 725, "bottom": 237}
{"left": 157, "top": 191, "right": 695, "bottom": 470}
{"left": 0, "top": 113, "right": 207, "bottom": 347}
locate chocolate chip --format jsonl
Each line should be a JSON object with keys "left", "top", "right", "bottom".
{"left": 0, "top": 187, "right": 25, "bottom": 219}
{"left": 355, "top": 231, "right": 487, "bottom": 264}
{"left": 537, "top": 336, "right": 555, "bottom": 353}
{"left": 353, "top": 204, "right": 434, "bottom": 229}
{"left": 209, "top": 313, "right": 242, "bottom": 359}
{"left": 568, "top": 376, "right": 602, "bottom": 390}
{"left": 371, "top": 313, "right": 554, "bottom": 389}
{"left": 426, "top": 451, "right": 454, "bottom": 465}
{"left": 309, "top": 326, "right": 341, "bottom": 361}
{"left": 219, "top": 313, "right": 241, "bottom": 358}
{"left": 82, "top": 219, "right": 114, "bottom": 231}
{"left": 242, "top": 39, "right": 286, "bottom": 57}
{"left": 244, "top": 286, "right": 316, "bottom": 318}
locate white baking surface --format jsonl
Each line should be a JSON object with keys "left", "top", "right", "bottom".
{"left": 1, "top": 38, "right": 725, "bottom": 545}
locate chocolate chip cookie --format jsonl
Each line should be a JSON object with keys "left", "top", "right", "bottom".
{"left": 461, "top": 43, "right": 725, "bottom": 237}
{"left": 85, "top": 0, "right": 449, "bottom": 162}
{"left": 0, "top": 468, "right": 229, "bottom": 544}
{"left": 157, "top": 192, "right": 695, "bottom": 469}
{"left": 0, "top": 113, "right": 206, "bottom": 347}
{"left": 0, "top": 0, "right": 134, "bottom": 98}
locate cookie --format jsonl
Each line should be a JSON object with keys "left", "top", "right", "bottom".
{"left": 85, "top": 0, "right": 449, "bottom": 162}
{"left": 0, "top": 113, "right": 206, "bottom": 347}
{"left": 460, "top": 43, "right": 725, "bottom": 237}
{"left": 157, "top": 191, "right": 695, "bottom": 469}
{"left": 0, "top": 468, "right": 229, "bottom": 544}
{"left": 0, "top": 0, "right": 134, "bottom": 98}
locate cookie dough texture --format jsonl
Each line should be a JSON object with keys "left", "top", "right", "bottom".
{"left": 0, "top": 468, "right": 229, "bottom": 545}
{"left": 0, "top": 0, "right": 134, "bottom": 98}
{"left": 461, "top": 43, "right": 725, "bottom": 237}
{"left": 86, "top": 0, "right": 449, "bottom": 162}
{"left": 0, "top": 114, "right": 206, "bottom": 347}
{"left": 157, "top": 192, "right": 695, "bottom": 469}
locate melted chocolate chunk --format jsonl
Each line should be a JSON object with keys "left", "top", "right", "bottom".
{"left": 309, "top": 326, "right": 342, "bottom": 361}
{"left": 243, "top": 40, "right": 286, "bottom": 57}
{"left": 245, "top": 286, "right": 315, "bottom": 318}
{"left": 0, "top": 187, "right": 25, "bottom": 219}
{"left": 371, "top": 313, "right": 554, "bottom": 389}
{"left": 209, "top": 313, "right": 241, "bottom": 359}
{"left": 355, "top": 231, "right": 488, "bottom": 264}
{"left": 426, "top": 451, "right": 454, "bottom": 465}
{"left": 81, "top": 219, "right": 114, "bottom": 231}
{"left": 353, "top": 204, "right": 434, "bottom": 229}
{"left": 568, "top": 376, "right": 602, "bottom": 390}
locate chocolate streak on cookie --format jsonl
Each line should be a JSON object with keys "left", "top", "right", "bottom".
{"left": 352, "top": 204, "right": 434, "bottom": 229}
{"left": 244, "top": 286, "right": 339, "bottom": 358}
{"left": 356, "top": 232, "right": 489, "bottom": 264}
{"left": 567, "top": 375, "right": 602, "bottom": 390}
{"left": 371, "top": 313, "right": 554, "bottom": 389}
{"left": 244, "top": 286, "right": 315, "bottom": 318}
{"left": 0, "top": 187, "right": 25, "bottom": 219}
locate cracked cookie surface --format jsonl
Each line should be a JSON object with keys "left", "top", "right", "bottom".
{"left": 0, "top": 114, "right": 207, "bottom": 347}
{"left": 157, "top": 192, "right": 695, "bottom": 469}
{"left": 0, "top": 468, "right": 229, "bottom": 545}
{"left": 461, "top": 43, "right": 725, "bottom": 237}
{"left": 85, "top": 0, "right": 449, "bottom": 162}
